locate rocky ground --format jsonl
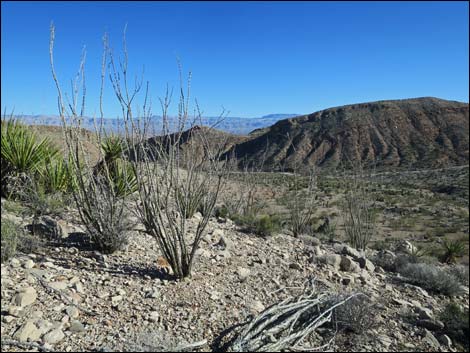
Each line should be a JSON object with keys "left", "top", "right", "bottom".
{"left": 1, "top": 210, "right": 469, "bottom": 352}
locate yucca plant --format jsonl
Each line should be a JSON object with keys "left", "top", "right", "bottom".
{"left": 40, "top": 156, "right": 72, "bottom": 193}
{"left": 176, "top": 183, "right": 208, "bottom": 219}
{"left": 1, "top": 119, "right": 59, "bottom": 197}
{"left": 109, "top": 159, "right": 138, "bottom": 197}
{"left": 440, "top": 239, "right": 466, "bottom": 264}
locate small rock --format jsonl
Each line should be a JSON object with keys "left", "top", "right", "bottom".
{"left": 289, "top": 262, "right": 302, "bottom": 271}
{"left": 3, "top": 315, "right": 14, "bottom": 323}
{"left": 111, "top": 295, "right": 123, "bottom": 305}
{"left": 65, "top": 306, "right": 79, "bottom": 319}
{"left": 8, "top": 306, "right": 25, "bottom": 317}
{"left": 48, "top": 281, "right": 68, "bottom": 291}
{"left": 23, "top": 259, "right": 35, "bottom": 269}
{"left": 148, "top": 311, "right": 159, "bottom": 323}
{"left": 43, "top": 328, "right": 65, "bottom": 344}
{"left": 249, "top": 300, "right": 265, "bottom": 314}
{"left": 14, "top": 287, "right": 37, "bottom": 307}
{"left": 13, "top": 321, "right": 41, "bottom": 342}
{"left": 74, "top": 282, "right": 84, "bottom": 294}
{"left": 68, "top": 320, "right": 86, "bottom": 333}
{"left": 236, "top": 267, "right": 251, "bottom": 281}
{"left": 10, "top": 258, "right": 21, "bottom": 268}
{"left": 341, "top": 245, "right": 362, "bottom": 259}
{"left": 317, "top": 254, "right": 342, "bottom": 270}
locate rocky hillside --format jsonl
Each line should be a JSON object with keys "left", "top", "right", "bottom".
{"left": 226, "top": 97, "right": 469, "bottom": 171}
{"left": 1, "top": 207, "right": 469, "bottom": 352}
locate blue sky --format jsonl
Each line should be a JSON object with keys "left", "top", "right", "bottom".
{"left": 1, "top": 1, "right": 469, "bottom": 118}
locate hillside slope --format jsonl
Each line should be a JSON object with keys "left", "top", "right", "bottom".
{"left": 227, "top": 97, "right": 469, "bottom": 171}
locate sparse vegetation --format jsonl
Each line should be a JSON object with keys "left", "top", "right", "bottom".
{"left": 341, "top": 169, "right": 377, "bottom": 251}
{"left": 398, "top": 262, "right": 464, "bottom": 296}
{"left": 1, "top": 118, "right": 59, "bottom": 198}
{"left": 439, "top": 302, "right": 470, "bottom": 350}
{"left": 440, "top": 239, "right": 466, "bottom": 264}
{"left": 1, "top": 218, "right": 19, "bottom": 263}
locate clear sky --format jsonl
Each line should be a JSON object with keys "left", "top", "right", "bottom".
{"left": 1, "top": 1, "right": 469, "bottom": 118}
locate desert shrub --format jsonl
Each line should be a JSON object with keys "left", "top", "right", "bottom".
{"left": 214, "top": 205, "right": 229, "bottom": 219}
{"left": 1, "top": 118, "right": 59, "bottom": 197}
{"left": 283, "top": 170, "right": 317, "bottom": 237}
{"left": 447, "top": 265, "right": 469, "bottom": 287}
{"left": 317, "top": 218, "right": 337, "bottom": 243}
{"left": 439, "top": 302, "right": 469, "bottom": 350}
{"left": 340, "top": 169, "right": 377, "bottom": 251}
{"left": 253, "top": 215, "right": 281, "bottom": 237}
{"left": 1, "top": 218, "right": 19, "bottom": 263}
{"left": 440, "top": 239, "right": 466, "bottom": 264}
{"left": 398, "top": 263, "right": 464, "bottom": 296}
{"left": 233, "top": 213, "right": 280, "bottom": 237}
{"left": 1, "top": 218, "right": 42, "bottom": 262}
{"left": 78, "top": 177, "right": 133, "bottom": 253}
{"left": 11, "top": 175, "right": 68, "bottom": 218}
{"left": 332, "top": 294, "right": 375, "bottom": 334}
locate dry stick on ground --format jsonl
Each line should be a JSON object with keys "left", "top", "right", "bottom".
{"left": 229, "top": 278, "right": 362, "bottom": 352}
{"left": 1, "top": 338, "right": 54, "bottom": 352}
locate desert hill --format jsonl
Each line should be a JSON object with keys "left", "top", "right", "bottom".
{"left": 226, "top": 97, "right": 469, "bottom": 171}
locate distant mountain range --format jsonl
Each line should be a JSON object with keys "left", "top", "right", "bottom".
{"left": 12, "top": 113, "right": 300, "bottom": 135}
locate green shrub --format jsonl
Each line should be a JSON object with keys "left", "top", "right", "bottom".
{"left": 1, "top": 218, "right": 19, "bottom": 263}
{"left": 440, "top": 239, "right": 466, "bottom": 264}
{"left": 214, "top": 205, "right": 229, "bottom": 219}
{"left": 439, "top": 302, "right": 469, "bottom": 350}
{"left": 447, "top": 265, "right": 469, "bottom": 287}
{"left": 40, "top": 154, "right": 79, "bottom": 193}
{"left": 1, "top": 119, "right": 59, "bottom": 197}
{"left": 233, "top": 213, "right": 280, "bottom": 237}
{"left": 1, "top": 217, "right": 42, "bottom": 262}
